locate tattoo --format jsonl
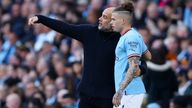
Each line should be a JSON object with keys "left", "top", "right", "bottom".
{"left": 113, "top": 89, "right": 123, "bottom": 106}
{"left": 114, "top": 89, "right": 123, "bottom": 99}
{"left": 118, "top": 57, "right": 140, "bottom": 91}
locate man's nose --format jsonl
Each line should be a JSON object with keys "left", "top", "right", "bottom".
{"left": 110, "top": 21, "right": 113, "bottom": 25}
{"left": 99, "top": 17, "right": 102, "bottom": 21}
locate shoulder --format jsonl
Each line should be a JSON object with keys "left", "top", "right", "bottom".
{"left": 123, "top": 31, "right": 142, "bottom": 46}
{"left": 123, "top": 33, "right": 137, "bottom": 42}
{"left": 126, "top": 30, "right": 143, "bottom": 41}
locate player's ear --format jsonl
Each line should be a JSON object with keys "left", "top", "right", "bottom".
{"left": 122, "top": 18, "right": 126, "bottom": 25}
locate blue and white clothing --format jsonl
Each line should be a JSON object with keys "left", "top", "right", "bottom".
{"left": 114, "top": 28, "right": 147, "bottom": 95}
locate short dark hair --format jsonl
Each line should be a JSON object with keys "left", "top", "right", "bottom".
{"left": 113, "top": 1, "right": 134, "bottom": 14}
{"left": 113, "top": 1, "right": 134, "bottom": 24}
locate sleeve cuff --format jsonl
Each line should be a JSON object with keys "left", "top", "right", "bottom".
{"left": 143, "top": 49, "right": 149, "bottom": 55}
{"left": 35, "top": 15, "right": 43, "bottom": 23}
{"left": 128, "top": 54, "right": 141, "bottom": 59}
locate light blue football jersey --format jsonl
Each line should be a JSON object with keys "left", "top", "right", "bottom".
{"left": 114, "top": 28, "right": 147, "bottom": 94}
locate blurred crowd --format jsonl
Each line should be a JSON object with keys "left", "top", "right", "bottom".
{"left": 0, "top": 0, "right": 192, "bottom": 108}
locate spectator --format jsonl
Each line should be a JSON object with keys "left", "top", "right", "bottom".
{"left": 144, "top": 39, "right": 178, "bottom": 108}
{"left": 146, "top": 2, "right": 160, "bottom": 36}
{"left": 0, "top": 64, "right": 7, "bottom": 85}
{"left": 0, "top": 30, "right": 20, "bottom": 64}
{"left": 184, "top": 69, "right": 192, "bottom": 95}
{"left": 177, "top": 39, "right": 189, "bottom": 70}
{"left": 55, "top": 77, "right": 66, "bottom": 90}
{"left": 0, "top": 85, "right": 7, "bottom": 108}
{"left": 32, "top": 91, "right": 46, "bottom": 105}
{"left": 133, "top": 0, "right": 147, "bottom": 29}
{"left": 170, "top": 95, "right": 192, "bottom": 108}
{"left": 6, "top": 93, "right": 21, "bottom": 108}
{"left": 28, "top": 97, "right": 44, "bottom": 108}
{"left": 25, "top": 81, "right": 38, "bottom": 98}
{"left": 165, "top": 36, "right": 179, "bottom": 61}
{"left": 176, "top": 69, "right": 190, "bottom": 95}
{"left": 34, "top": 24, "right": 56, "bottom": 52}
{"left": 25, "top": 52, "right": 37, "bottom": 70}
{"left": 184, "top": 0, "right": 192, "bottom": 32}
{"left": 57, "top": 89, "right": 77, "bottom": 108}
{"left": 72, "top": 61, "right": 82, "bottom": 87}
{"left": 45, "top": 84, "right": 57, "bottom": 106}
{"left": 36, "top": 58, "right": 50, "bottom": 82}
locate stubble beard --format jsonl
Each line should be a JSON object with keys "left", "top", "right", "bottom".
{"left": 98, "top": 25, "right": 113, "bottom": 32}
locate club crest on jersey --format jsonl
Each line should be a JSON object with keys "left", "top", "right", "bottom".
{"left": 128, "top": 41, "right": 138, "bottom": 48}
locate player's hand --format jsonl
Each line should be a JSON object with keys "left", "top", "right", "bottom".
{"left": 28, "top": 16, "right": 38, "bottom": 25}
{"left": 135, "top": 68, "right": 141, "bottom": 76}
{"left": 112, "top": 89, "right": 123, "bottom": 107}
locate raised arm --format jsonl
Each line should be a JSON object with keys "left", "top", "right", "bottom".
{"left": 28, "top": 15, "right": 94, "bottom": 42}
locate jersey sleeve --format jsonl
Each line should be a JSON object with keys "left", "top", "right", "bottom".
{"left": 124, "top": 37, "right": 142, "bottom": 58}
{"left": 142, "top": 39, "right": 148, "bottom": 55}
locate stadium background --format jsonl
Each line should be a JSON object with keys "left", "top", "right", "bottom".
{"left": 0, "top": 0, "right": 192, "bottom": 108}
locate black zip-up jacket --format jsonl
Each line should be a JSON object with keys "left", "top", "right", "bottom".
{"left": 36, "top": 15, "right": 147, "bottom": 99}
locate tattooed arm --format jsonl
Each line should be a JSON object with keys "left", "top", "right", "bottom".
{"left": 112, "top": 57, "right": 140, "bottom": 107}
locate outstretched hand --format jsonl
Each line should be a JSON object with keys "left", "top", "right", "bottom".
{"left": 28, "top": 16, "right": 38, "bottom": 25}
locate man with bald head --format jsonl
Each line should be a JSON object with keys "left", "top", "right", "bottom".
{"left": 6, "top": 93, "right": 21, "bottom": 108}
{"left": 98, "top": 7, "right": 115, "bottom": 31}
{"left": 28, "top": 7, "right": 147, "bottom": 108}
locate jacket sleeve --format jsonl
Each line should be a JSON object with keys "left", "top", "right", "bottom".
{"left": 36, "top": 15, "right": 94, "bottom": 42}
{"left": 139, "top": 60, "right": 148, "bottom": 75}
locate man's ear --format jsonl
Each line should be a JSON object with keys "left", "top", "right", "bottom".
{"left": 122, "top": 18, "right": 126, "bottom": 25}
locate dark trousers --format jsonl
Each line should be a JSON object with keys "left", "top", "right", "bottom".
{"left": 79, "top": 93, "right": 113, "bottom": 108}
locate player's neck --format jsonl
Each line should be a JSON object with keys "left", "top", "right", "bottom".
{"left": 120, "top": 26, "right": 132, "bottom": 36}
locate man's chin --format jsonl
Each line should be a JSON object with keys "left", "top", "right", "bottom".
{"left": 98, "top": 26, "right": 112, "bottom": 32}
{"left": 98, "top": 26, "right": 106, "bottom": 31}
{"left": 112, "top": 29, "right": 116, "bottom": 32}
